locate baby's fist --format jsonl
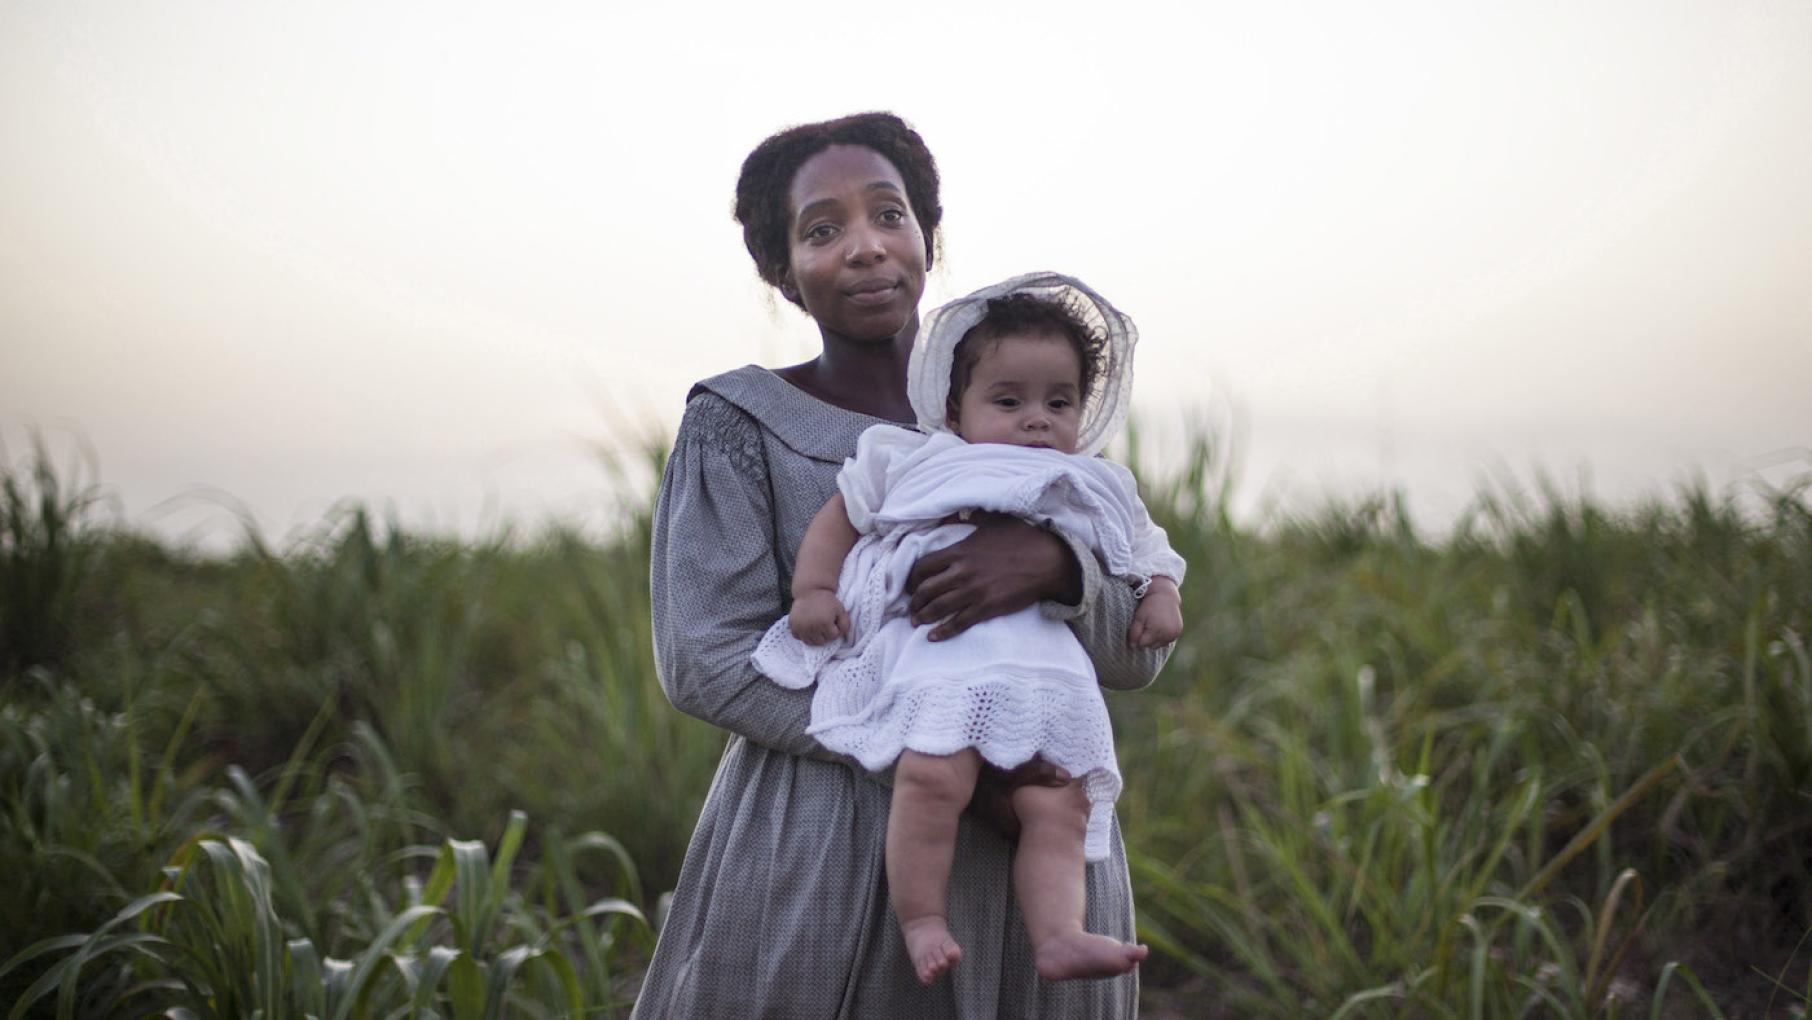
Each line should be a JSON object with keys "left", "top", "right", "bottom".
{"left": 1128, "top": 577, "right": 1182, "bottom": 649}
{"left": 789, "top": 589, "right": 850, "bottom": 646}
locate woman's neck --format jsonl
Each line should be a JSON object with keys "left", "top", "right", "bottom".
{"left": 775, "top": 317, "right": 919, "bottom": 423}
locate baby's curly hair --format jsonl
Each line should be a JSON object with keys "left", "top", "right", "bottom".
{"left": 947, "top": 292, "right": 1109, "bottom": 421}
{"left": 733, "top": 112, "right": 943, "bottom": 309}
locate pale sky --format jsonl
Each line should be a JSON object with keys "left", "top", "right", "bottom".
{"left": 3, "top": 1, "right": 1808, "bottom": 547}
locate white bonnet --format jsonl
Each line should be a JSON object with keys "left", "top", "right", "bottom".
{"left": 908, "top": 271, "right": 1137, "bottom": 458}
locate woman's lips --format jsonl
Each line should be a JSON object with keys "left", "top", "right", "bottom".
{"left": 845, "top": 282, "right": 898, "bottom": 306}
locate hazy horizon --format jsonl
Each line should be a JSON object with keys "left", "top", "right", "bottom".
{"left": 5, "top": 1, "right": 1808, "bottom": 549}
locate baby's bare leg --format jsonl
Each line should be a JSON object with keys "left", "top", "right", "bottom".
{"left": 888, "top": 748, "right": 983, "bottom": 984}
{"left": 1010, "top": 779, "right": 1149, "bottom": 981}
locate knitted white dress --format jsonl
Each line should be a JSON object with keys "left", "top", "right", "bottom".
{"left": 752, "top": 424, "right": 1186, "bottom": 860}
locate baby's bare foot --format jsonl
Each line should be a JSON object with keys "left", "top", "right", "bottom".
{"left": 901, "top": 916, "right": 963, "bottom": 984}
{"left": 1032, "top": 931, "right": 1148, "bottom": 981}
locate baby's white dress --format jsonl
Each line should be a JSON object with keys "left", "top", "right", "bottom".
{"left": 752, "top": 424, "right": 1186, "bottom": 860}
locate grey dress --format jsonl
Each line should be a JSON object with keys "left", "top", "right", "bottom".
{"left": 634, "top": 366, "right": 1168, "bottom": 1019}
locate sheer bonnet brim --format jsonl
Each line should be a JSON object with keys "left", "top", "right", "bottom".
{"left": 908, "top": 271, "right": 1137, "bottom": 458}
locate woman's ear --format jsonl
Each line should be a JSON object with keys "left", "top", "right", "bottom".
{"left": 778, "top": 270, "right": 800, "bottom": 304}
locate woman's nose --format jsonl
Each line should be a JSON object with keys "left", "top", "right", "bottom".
{"left": 845, "top": 226, "right": 885, "bottom": 265}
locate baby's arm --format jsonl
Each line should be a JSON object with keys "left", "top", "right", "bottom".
{"left": 1128, "top": 576, "right": 1183, "bottom": 649}
{"left": 789, "top": 492, "right": 859, "bottom": 645}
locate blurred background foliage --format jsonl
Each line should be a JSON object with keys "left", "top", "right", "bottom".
{"left": 1, "top": 430, "right": 1807, "bottom": 1017}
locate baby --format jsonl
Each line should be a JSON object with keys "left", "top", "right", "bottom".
{"left": 751, "top": 272, "right": 1184, "bottom": 984}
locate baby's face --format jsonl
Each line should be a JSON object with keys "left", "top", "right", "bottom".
{"left": 951, "top": 331, "right": 1083, "bottom": 453}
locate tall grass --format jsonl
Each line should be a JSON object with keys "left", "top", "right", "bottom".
{"left": 1118, "top": 443, "right": 1812, "bottom": 1016}
{"left": 0, "top": 442, "right": 674, "bottom": 1015}
{"left": 1, "top": 436, "right": 102, "bottom": 676}
{"left": 2, "top": 810, "right": 650, "bottom": 1018}
{"left": 2, "top": 435, "right": 1807, "bottom": 1016}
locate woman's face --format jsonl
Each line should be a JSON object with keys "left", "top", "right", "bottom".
{"left": 783, "top": 145, "right": 927, "bottom": 343}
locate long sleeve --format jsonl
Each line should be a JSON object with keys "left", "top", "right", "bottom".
{"left": 1040, "top": 527, "right": 1169, "bottom": 692}
{"left": 650, "top": 393, "right": 832, "bottom": 759}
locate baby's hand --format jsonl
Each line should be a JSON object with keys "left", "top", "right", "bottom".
{"left": 1127, "top": 577, "right": 1182, "bottom": 649}
{"left": 789, "top": 589, "right": 851, "bottom": 646}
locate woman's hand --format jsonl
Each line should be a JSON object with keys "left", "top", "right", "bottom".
{"left": 904, "top": 513, "right": 1083, "bottom": 641}
{"left": 967, "top": 758, "right": 1073, "bottom": 839}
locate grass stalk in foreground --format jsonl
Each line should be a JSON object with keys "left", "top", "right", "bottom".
{"left": 3, "top": 809, "right": 650, "bottom": 1019}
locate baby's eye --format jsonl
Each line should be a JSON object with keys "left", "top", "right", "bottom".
{"left": 1049, "top": 398, "right": 1072, "bottom": 410}
{"left": 994, "top": 397, "right": 1020, "bottom": 409}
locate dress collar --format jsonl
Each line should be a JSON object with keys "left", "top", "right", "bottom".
{"left": 690, "top": 365, "right": 914, "bottom": 463}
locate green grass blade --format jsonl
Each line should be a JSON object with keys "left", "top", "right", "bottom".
{"left": 407, "top": 945, "right": 463, "bottom": 1015}
{"left": 1517, "top": 756, "right": 1678, "bottom": 900}
{"left": 289, "top": 937, "right": 326, "bottom": 1017}
{"left": 447, "top": 953, "right": 484, "bottom": 1020}
{"left": 1649, "top": 962, "right": 1727, "bottom": 1020}
{"left": 330, "top": 904, "right": 443, "bottom": 1020}
{"left": 32, "top": 892, "right": 183, "bottom": 1020}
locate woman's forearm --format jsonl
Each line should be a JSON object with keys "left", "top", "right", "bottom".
{"left": 1041, "top": 526, "right": 1169, "bottom": 691}
{"left": 652, "top": 395, "right": 846, "bottom": 762}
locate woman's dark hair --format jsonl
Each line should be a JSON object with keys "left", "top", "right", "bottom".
{"left": 733, "top": 112, "right": 943, "bottom": 309}
{"left": 947, "top": 293, "right": 1109, "bottom": 421}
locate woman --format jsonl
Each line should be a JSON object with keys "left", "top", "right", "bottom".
{"left": 633, "top": 112, "right": 1167, "bottom": 1019}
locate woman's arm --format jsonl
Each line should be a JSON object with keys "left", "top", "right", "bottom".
{"left": 1039, "top": 524, "right": 1171, "bottom": 691}
{"left": 649, "top": 394, "right": 836, "bottom": 759}
{"left": 904, "top": 514, "right": 1168, "bottom": 691}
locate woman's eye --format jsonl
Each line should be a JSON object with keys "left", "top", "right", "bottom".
{"left": 879, "top": 208, "right": 906, "bottom": 225}
{"left": 805, "top": 224, "right": 837, "bottom": 241}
